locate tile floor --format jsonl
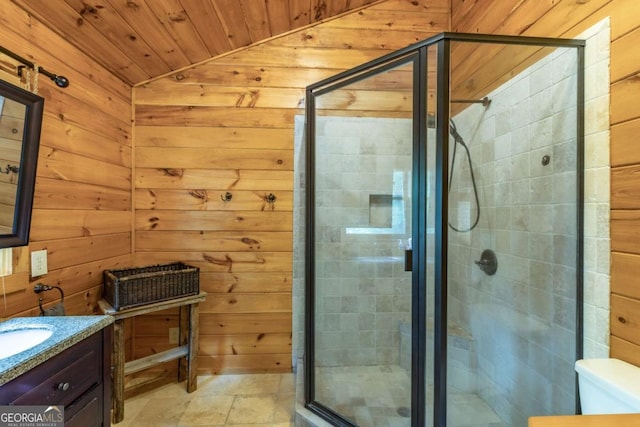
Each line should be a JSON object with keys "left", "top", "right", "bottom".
{"left": 115, "top": 368, "right": 504, "bottom": 427}
{"left": 116, "top": 373, "right": 295, "bottom": 427}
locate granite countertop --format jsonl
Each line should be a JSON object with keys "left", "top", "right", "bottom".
{"left": 0, "top": 315, "right": 114, "bottom": 386}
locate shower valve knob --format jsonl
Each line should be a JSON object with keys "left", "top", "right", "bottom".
{"left": 475, "top": 249, "right": 497, "bottom": 276}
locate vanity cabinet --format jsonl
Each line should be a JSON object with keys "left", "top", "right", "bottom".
{"left": 0, "top": 326, "right": 112, "bottom": 427}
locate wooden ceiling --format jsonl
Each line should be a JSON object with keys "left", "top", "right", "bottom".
{"left": 12, "top": 0, "right": 378, "bottom": 86}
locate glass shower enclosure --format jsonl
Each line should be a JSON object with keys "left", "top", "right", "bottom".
{"left": 303, "top": 33, "right": 584, "bottom": 427}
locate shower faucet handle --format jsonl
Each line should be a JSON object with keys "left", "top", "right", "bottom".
{"left": 475, "top": 249, "right": 497, "bottom": 276}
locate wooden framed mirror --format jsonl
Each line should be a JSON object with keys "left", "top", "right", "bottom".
{"left": 0, "top": 78, "right": 44, "bottom": 248}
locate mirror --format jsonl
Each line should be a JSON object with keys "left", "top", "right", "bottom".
{"left": 0, "top": 79, "right": 43, "bottom": 248}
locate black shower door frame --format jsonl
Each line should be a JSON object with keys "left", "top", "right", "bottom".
{"left": 304, "top": 32, "right": 585, "bottom": 427}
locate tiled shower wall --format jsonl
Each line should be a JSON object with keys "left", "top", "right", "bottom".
{"left": 293, "top": 116, "right": 413, "bottom": 368}
{"left": 446, "top": 21, "right": 610, "bottom": 424}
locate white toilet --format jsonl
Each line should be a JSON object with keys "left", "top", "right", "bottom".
{"left": 575, "top": 358, "right": 640, "bottom": 414}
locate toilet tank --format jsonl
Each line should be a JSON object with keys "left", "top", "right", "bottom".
{"left": 575, "top": 358, "right": 640, "bottom": 414}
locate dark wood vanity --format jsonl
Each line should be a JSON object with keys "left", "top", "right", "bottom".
{"left": 0, "top": 325, "right": 112, "bottom": 427}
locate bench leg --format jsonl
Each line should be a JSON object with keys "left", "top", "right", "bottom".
{"left": 178, "top": 306, "right": 187, "bottom": 383}
{"left": 187, "top": 303, "right": 199, "bottom": 392}
{"left": 112, "top": 319, "right": 125, "bottom": 423}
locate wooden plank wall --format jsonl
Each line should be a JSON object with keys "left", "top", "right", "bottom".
{"left": 0, "top": 2, "right": 132, "bottom": 319}
{"left": 133, "top": 0, "right": 450, "bottom": 375}
{"left": 451, "top": 0, "right": 640, "bottom": 366}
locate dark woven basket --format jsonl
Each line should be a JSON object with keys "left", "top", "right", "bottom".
{"left": 103, "top": 262, "right": 199, "bottom": 311}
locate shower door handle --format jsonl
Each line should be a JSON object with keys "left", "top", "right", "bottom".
{"left": 404, "top": 249, "right": 412, "bottom": 271}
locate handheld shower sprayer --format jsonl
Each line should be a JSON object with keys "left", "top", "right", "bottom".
{"left": 449, "top": 120, "right": 465, "bottom": 146}
{"left": 448, "top": 119, "right": 480, "bottom": 232}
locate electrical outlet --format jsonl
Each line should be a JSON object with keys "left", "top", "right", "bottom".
{"left": 31, "top": 250, "right": 48, "bottom": 277}
{"left": 169, "top": 327, "right": 179, "bottom": 344}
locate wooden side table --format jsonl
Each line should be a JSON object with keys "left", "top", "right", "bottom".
{"left": 98, "top": 291, "right": 207, "bottom": 424}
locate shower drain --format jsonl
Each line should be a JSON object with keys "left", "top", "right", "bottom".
{"left": 397, "top": 406, "right": 410, "bottom": 417}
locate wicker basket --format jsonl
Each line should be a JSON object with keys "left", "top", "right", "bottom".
{"left": 103, "top": 262, "right": 199, "bottom": 311}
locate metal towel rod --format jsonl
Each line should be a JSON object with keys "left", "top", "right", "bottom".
{"left": 0, "top": 45, "right": 70, "bottom": 88}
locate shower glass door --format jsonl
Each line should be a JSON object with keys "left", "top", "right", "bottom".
{"left": 304, "top": 33, "right": 583, "bottom": 427}
{"left": 445, "top": 40, "right": 583, "bottom": 426}
{"left": 305, "top": 53, "right": 424, "bottom": 426}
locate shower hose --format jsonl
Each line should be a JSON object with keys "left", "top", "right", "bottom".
{"left": 448, "top": 119, "right": 480, "bottom": 232}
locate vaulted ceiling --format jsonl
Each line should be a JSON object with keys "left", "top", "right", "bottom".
{"left": 12, "top": 0, "right": 378, "bottom": 86}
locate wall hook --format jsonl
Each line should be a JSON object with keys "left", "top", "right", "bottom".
{"left": 0, "top": 164, "right": 19, "bottom": 174}
{"left": 221, "top": 192, "right": 233, "bottom": 202}
{"left": 265, "top": 193, "right": 277, "bottom": 203}
{"left": 34, "top": 283, "right": 66, "bottom": 316}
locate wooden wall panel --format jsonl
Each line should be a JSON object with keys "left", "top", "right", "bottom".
{"left": 33, "top": 179, "right": 131, "bottom": 211}
{"left": 610, "top": 294, "right": 640, "bottom": 347}
{"left": 135, "top": 211, "right": 293, "bottom": 232}
{"left": 135, "top": 169, "right": 293, "bottom": 191}
{"left": 0, "top": 2, "right": 132, "bottom": 319}
{"left": 610, "top": 336, "right": 640, "bottom": 367}
{"left": 135, "top": 105, "right": 297, "bottom": 128}
{"left": 134, "top": 252, "right": 293, "bottom": 274}
{"left": 29, "top": 234, "right": 131, "bottom": 270}
{"left": 451, "top": 0, "right": 640, "bottom": 365}
{"left": 610, "top": 27, "right": 640, "bottom": 82}
{"left": 201, "top": 272, "right": 292, "bottom": 293}
{"left": 42, "top": 118, "right": 131, "bottom": 166}
{"left": 611, "top": 252, "right": 640, "bottom": 300}
{"left": 605, "top": 0, "right": 640, "bottom": 364}
{"left": 611, "top": 165, "right": 640, "bottom": 209}
{"left": 136, "top": 126, "right": 293, "bottom": 150}
{"left": 611, "top": 118, "right": 640, "bottom": 167}
{"left": 133, "top": 0, "right": 449, "bottom": 375}
{"left": 611, "top": 78, "right": 640, "bottom": 125}
{"left": 136, "top": 231, "right": 293, "bottom": 252}
{"left": 135, "top": 85, "right": 304, "bottom": 107}
{"left": 199, "top": 333, "right": 291, "bottom": 355}
{"left": 136, "top": 147, "right": 292, "bottom": 170}
{"left": 29, "top": 210, "right": 130, "bottom": 241}
{"left": 201, "top": 313, "right": 293, "bottom": 335}
{"left": 135, "top": 189, "right": 293, "bottom": 211}
{"left": 199, "top": 353, "right": 291, "bottom": 374}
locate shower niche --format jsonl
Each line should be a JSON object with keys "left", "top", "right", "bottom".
{"left": 302, "top": 33, "right": 584, "bottom": 427}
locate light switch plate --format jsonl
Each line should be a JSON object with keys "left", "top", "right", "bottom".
{"left": 31, "top": 250, "right": 48, "bottom": 277}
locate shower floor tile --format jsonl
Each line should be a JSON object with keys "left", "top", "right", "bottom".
{"left": 448, "top": 392, "right": 506, "bottom": 427}
{"left": 315, "top": 365, "right": 505, "bottom": 427}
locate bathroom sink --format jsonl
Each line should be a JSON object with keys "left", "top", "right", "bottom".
{"left": 0, "top": 326, "right": 54, "bottom": 360}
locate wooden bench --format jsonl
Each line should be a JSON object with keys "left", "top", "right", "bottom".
{"left": 98, "top": 292, "right": 207, "bottom": 424}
